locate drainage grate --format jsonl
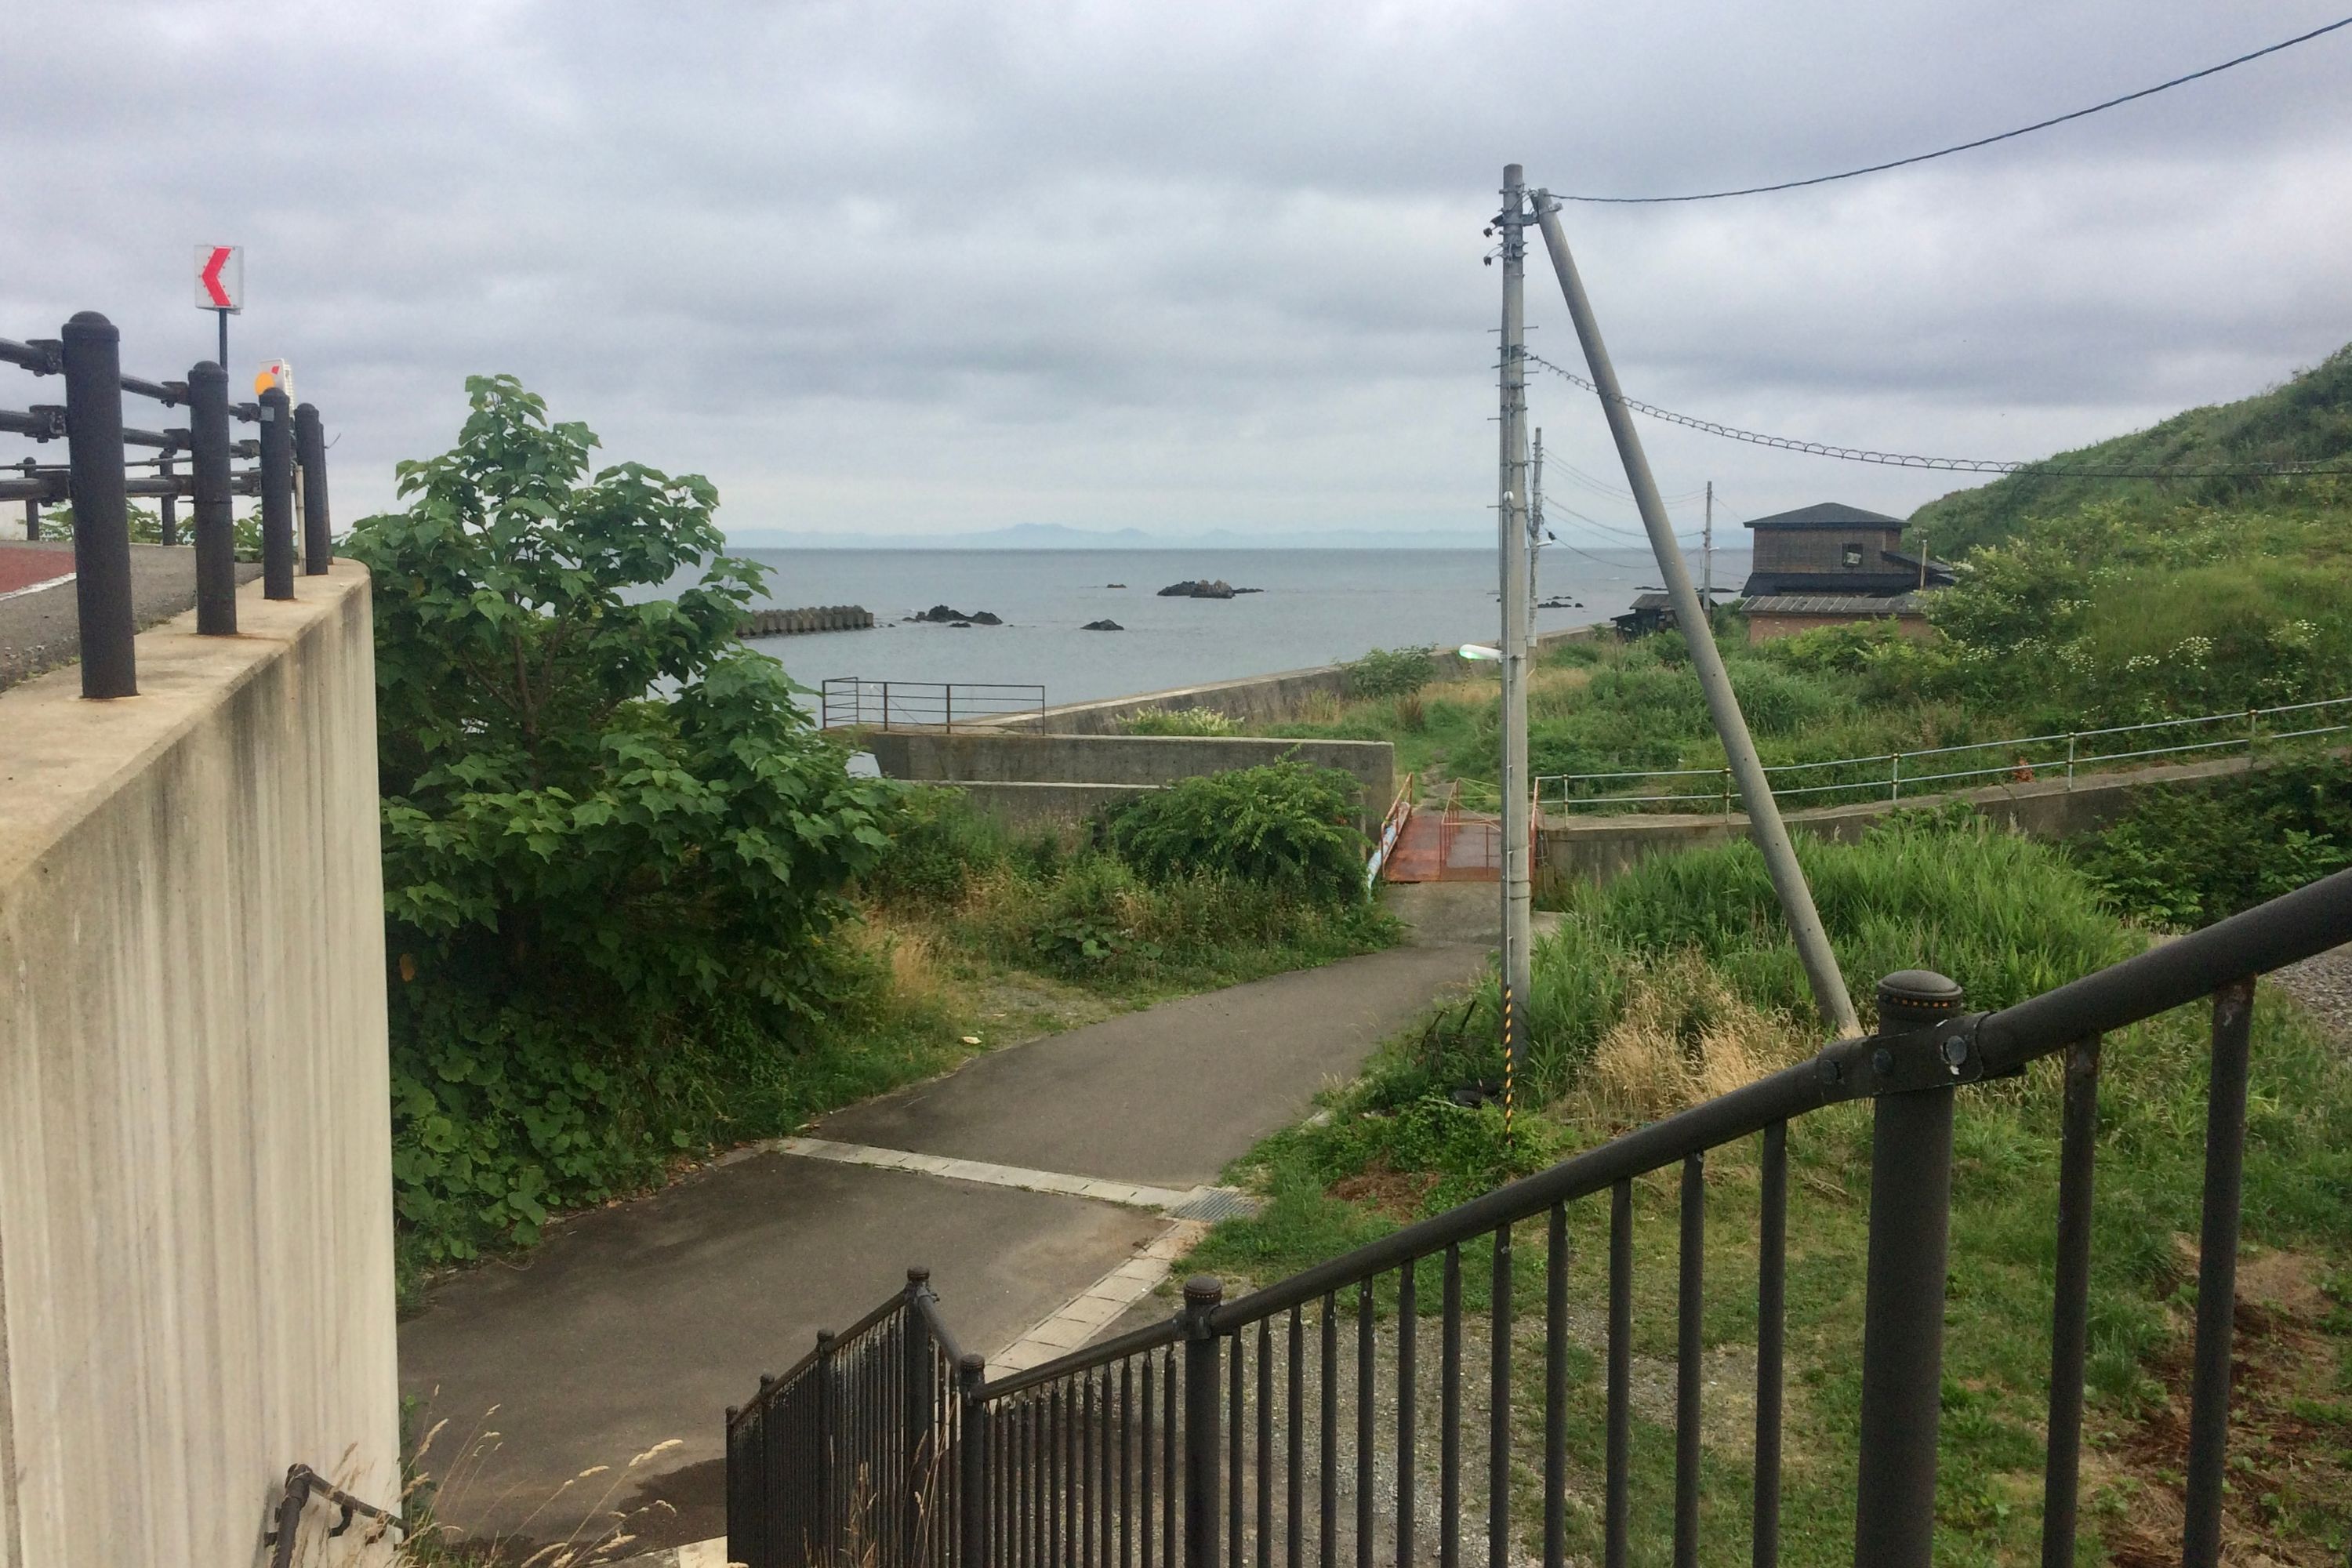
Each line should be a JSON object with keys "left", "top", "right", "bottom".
{"left": 1166, "top": 1186, "right": 1261, "bottom": 1221}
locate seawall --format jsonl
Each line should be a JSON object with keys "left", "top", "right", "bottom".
{"left": 981, "top": 625, "right": 1600, "bottom": 735}
{"left": 0, "top": 565, "right": 397, "bottom": 1566}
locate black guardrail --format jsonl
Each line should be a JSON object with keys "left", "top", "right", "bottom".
{"left": 2, "top": 315, "right": 333, "bottom": 693}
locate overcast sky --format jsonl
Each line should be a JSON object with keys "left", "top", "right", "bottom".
{"left": 6, "top": 2, "right": 2349, "bottom": 543}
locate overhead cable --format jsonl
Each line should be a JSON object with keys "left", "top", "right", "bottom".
{"left": 1552, "top": 16, "right": 2352, "bottom": 204}
{"left": 1525, "top": 351, "right": 2352, "bottom": 478}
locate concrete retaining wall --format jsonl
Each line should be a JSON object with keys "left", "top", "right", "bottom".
{"left": 1536, "top": 752, "right": 2270, "bottom": 894}
{"left": 0, "top": 565, "right": 397, "bottom": 1566}
{"left": 867, "top": 731, "right": 1396, "bottom": 831}
{"left": 984, "top": 626, "right": 1599, "bottom": 736}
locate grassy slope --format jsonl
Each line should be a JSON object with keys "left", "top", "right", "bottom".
{"left": 1909, "top": 342, "right": 2352, "bottom": 558}
{"left": 1187, "top": 822, "right": 2352, "bottom": 1566}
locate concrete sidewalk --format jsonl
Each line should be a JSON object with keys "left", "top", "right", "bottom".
{"left": 398, "top": 927, "right": 1490, "bottom": 1555}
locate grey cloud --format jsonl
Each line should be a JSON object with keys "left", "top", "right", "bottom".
{"left": 4, "top": 1, "right": 2349, "bottom": 538}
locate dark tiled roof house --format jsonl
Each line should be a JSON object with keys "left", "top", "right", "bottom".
{"left": 1737, "top": 502, "right": 1954, "bottom": 643}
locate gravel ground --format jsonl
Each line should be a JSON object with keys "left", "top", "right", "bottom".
{"left": 2270, "top": 943, "right": 2352, "bottom": 1046}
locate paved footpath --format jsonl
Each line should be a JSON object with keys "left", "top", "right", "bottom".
{"left": 399, "top": 909, "right": 1491, "bottom": 1555}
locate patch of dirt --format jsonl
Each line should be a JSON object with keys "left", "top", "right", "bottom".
{"left": 1328, "top": 1160, "right": 1439, "bottom": 1221}
{"left": 2095, "top": 1248, "right": 2349, "bottom": 1566}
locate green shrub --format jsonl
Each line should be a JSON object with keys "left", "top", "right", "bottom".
{"left": 2071, "top": 761, "right": 2352, "bottom": 928}
{"left": 1123, "top": 706, "right": 1241, "bottom": 736}
{"left": 1106, "top": 760, "right": 1368, "bottom": 902}
{"left": 860, "top": 786, "right": 1008, "bottom": 904}
{"left": 348, "top": 375, "right": 895, "bottom": 1265}
{"left": 1344, "top": 646, "right": 1437, "bottom": 699}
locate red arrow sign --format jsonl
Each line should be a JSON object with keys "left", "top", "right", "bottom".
{"left": 200, "top": 247, "right": 233, "bottom": 307}
{"left": 194, "top": 244, "right": 241, "bottom": 311}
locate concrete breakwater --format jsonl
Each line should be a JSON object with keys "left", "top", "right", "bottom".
{"left": 981, "top": 624, "right": 1600, "bottom": 735}
{"left": 739, "top": 604, "right": 874, "bottom": 637}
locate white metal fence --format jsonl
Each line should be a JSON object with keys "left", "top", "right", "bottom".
{"left": 1537, "top": 693, "right": 2352, "bottom": 814}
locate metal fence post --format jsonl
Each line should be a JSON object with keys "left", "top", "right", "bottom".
{"left": 60, "top": 311, "right": 136, "bottom": 699}
{"left": 295, "top": 401, "right": 331, "bottom": 574}
{"left": 257, "top": 385, "right": 296, "bottom": 598}
{"left": 2063, "top": 733, "right": 2075, "bottom": 790}
{"left": 957, "top": 1355, "right": 987, "bottom": 1568}
{"left": 1181, "top": 1277, "right": 1222, "bottom": 1568}
{"left": 1889, "top": 751, "right": 1901, "bottom": 802}
{"left": 159, "top": 456, "right": 178, "bottom": 545}
{"left": 187, "top": 361, "right": 237, "bottom": 635}
{"left": 1851, "top": 970, "right": 1964, "bottom": 1568}
{"left": 2181, "top": 980, "right": 2254, "bottom": 1568}
{"left": 815, "top": 1329, "right": 840, "bottom": 1564}
{"left": 906, "top": 1269, "right": 935, "bottom": 1568}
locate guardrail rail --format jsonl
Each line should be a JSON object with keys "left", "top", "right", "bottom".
{"left": 1539, "top": 693, "right": 2352, "bottom": 814}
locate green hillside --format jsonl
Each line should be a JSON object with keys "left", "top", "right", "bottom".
{"left": 1910, "top": 341, "right": 2352, "bottom": 557}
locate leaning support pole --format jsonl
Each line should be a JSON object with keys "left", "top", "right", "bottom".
{"left": 1529, "top": 195, "right": 1860, "bottom": 1036}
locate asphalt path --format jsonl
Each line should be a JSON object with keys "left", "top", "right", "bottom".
{"left": 398, "top": 918, "right": 1491, "bottom": 1555}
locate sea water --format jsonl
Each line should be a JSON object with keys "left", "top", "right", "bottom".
{"left": 724, "top": 546, "right": 1746, "bottom": 710}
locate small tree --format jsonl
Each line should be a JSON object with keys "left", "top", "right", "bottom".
{"left": 346, "top": 375, "right": 894, "bottom": 1258}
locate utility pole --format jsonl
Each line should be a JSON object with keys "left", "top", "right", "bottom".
{"left": 1529, "top": 428, "right": 1545, "bottom": 643}
{"left": 1529, "top": 190, "right": 1861, "bottom": 1038}
{"left": 1494, "top": 165, "right": 1536, "bottom": 1080}
{"left": 1702, "top": 480, "right": 1713, "bottom": 619}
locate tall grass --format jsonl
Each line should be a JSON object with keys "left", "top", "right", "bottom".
{"left": 1517, "top": 811, "right": 2132, "bottom": 1097}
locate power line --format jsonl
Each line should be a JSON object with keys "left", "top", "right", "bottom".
{"left": 1525, "top": 350, "right": 2352, "bottom": 478}
{"left": 1552, "top": 15, "right": 2352, "bottom": 204}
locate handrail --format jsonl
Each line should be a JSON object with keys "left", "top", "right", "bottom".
{"left": 1541, "top": 691, "right": 2352, "bottom": 808}
{"left": 1213, "top": 863, "right": 2352, "bottom": 1328}
{"left": 728, "top": 863, "right": 2352, "bottom": 1568}
{"left": 977, "top": 1316, "right": 1182, "bottom": 1403}
{"left": 264, "top": 1464, "right": 403, "bottom": 1568}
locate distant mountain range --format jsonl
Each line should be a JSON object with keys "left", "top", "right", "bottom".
{"left": 722, "top": 522, "right": 1648, "bottom": 550}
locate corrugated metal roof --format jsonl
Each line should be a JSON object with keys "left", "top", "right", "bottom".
{"left": 1741, "top": 501, "right": 1904, "bottom": 531}
{"left": 1740, "top": 592, "right": 1926, "bottom": 615}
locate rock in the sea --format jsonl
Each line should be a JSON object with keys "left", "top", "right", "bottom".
{"left": 909, "top": 604, "right": 1004, "bottom": 625}
{"left": 1081, "top": 619, "right": 1124, "bottom": 631}
{"left": 1106, "top": 583, "right": 1127, "bottom": 589}
{"left": 968, "top": 611, "right": 1004, "bottom": 626}
{"left": 1156, "top": 579, "right": 1245, "bottom": 599}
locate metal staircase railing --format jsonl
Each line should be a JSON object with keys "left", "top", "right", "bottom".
{"left": 724, "top": 866, "right": 2352, "bottom": 1568}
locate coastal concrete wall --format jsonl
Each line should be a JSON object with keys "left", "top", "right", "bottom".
{"left": 985, "top": 625, "right": 1599, "bottom": 736}
{"left": 866, "top": 731, "right": 1397, "bottom": 830}
{"left": 0, "top": 566, "right": 397, "bottom": 1566}
{"left": 945, "top": 781, "right": 1158, "bottom": 833}
{"left": 1535, "top": 751, "right": 2269, "bottom": 894}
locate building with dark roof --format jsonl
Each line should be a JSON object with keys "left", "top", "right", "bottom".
{"left": 1739, "top": 502, "right": 1954, "bottom": 598}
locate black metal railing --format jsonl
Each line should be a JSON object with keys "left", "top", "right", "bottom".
{"left": 2, "top": 314, "right": 333, "bottom": 695}
{"left": 727, "top": 866, "right": 2352, "bottom": 1568}
{"left": 821, "top": 677, "right": 1048, "bottom": 732}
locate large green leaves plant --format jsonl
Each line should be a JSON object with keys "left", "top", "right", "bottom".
{"left": 347, "top": 375, "right": 894, "bottom": 1261}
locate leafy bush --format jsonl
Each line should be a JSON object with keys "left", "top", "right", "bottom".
{"left": 1106, "top": 760, "right": 1369, "bottom": 902}
{"left": 1123, "top": 706, "right": 1240, "bottom": 735}
{"left": 347, "top": 375, "right": 895, "bottom": 1264}
{"left": 2071, "top": 761, "right": 2352, "bottom": 928}
{"left": 859, "top": 786, "right": 1008, "bottom": 905}
{"left": 1344, "top": 646, "right": 1437, "bottom": 699}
